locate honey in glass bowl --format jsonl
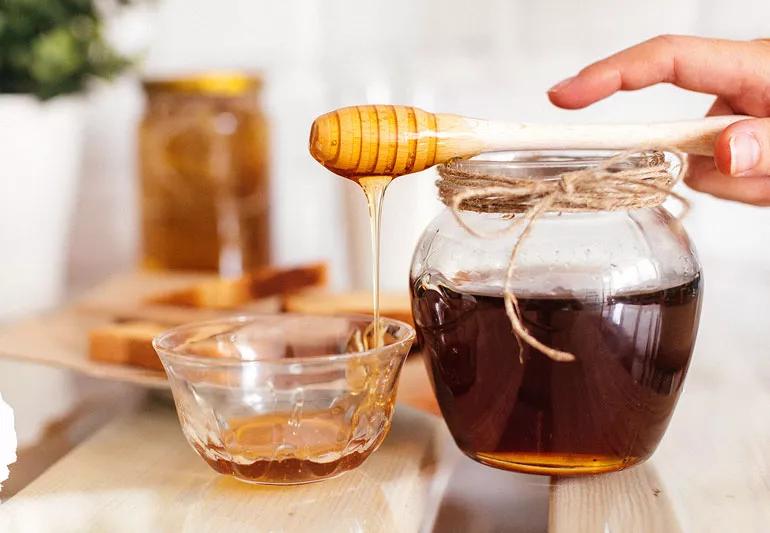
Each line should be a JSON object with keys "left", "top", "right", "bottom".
{"left": 154, "top": 314, "right": 415, "bottom": 485}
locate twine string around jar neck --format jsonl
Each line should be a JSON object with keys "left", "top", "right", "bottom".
{"left": 436, "top": 148, "right": 690, "bottom": 363}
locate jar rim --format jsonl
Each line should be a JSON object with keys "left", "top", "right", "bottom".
{"left": 142, "top": 71, "right": 263, "bottom": 96}
{"left": 440, "top": 149, "right": 669, "bottom": 177}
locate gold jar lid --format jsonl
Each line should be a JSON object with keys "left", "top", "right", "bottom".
{"left": 142, "top": 72, "right": 263, "bottom": 96}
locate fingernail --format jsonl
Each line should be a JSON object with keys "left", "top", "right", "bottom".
{"left": 548, "top": 76, "right": 576, "bottom": 93}
{"left": 729, "top": 132, "right": 761, "bottom": 175}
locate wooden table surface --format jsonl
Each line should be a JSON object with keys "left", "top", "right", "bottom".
{"left": 1, "top": 348, "right": 768, "bottom": 533}
{"left": 1, "top": 262, "right": 768, "bottom": 532}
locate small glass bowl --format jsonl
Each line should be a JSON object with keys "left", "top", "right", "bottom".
{"left": 153, "top": 314, "right": 415, "bottom": 485}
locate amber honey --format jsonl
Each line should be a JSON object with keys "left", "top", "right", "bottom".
{"left": 310, "top": 129, "right": 394, "bottom": 347}
{"left": 411, "top": 272, "right": 702, "bottom": 475}
{"left": 312, "top": 106, "right": 446, "bottom": 347}
{"left": 358, "top": 176, "right": 393, "bottom": 348}
{"left": 193, "top": 408, "right": 392, "bottom": 484}
{"left": 139, "top": 73, "right": 270, "bottom": 275}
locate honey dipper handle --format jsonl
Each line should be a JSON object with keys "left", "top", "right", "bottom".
{"left": 476, "top": 115, "right": 750, "bottom": 157}
{"left": 309, "top": 106, "right": 751, "bottom": 180}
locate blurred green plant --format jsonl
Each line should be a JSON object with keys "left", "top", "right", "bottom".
{"left": 0, "top": 0, "right": 134, "bottom": 100}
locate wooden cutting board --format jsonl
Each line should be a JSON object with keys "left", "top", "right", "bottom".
{"left": 0, "top": 306, "right": 169, "bottom": 388}
{"left": 74, "top": 270, "right": 283, "bottom": 324}
{"left": 0, "top": 271, "right": 278, "bottom": 388}
{"left": 0, "top": 271, "right": 422, "bottom": 392}
{"left": 0, "top": 403, "right": 453, "bottom": 533}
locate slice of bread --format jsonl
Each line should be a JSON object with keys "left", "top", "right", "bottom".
{"left": 250, "top": 262, "right": 328, "bottom": 299}
{"left": 89, "top": 321, "right": 168, "bottom": 371}
{"left": 150, "top": 277, "right": 253, "bottom": 309}
{"left": 148, "top": 262, "right": 328, "bottom": 309}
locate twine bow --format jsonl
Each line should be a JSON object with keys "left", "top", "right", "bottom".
{"left": 436, "top": 149, "right": 689, "bottom": 362}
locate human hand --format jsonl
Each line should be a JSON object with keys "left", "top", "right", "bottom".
{"left": 548, "top": 35, "right": 770, "bottom": 206}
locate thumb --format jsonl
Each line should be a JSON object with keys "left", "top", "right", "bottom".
{"left": 714, "top": 117, "right": 770, "bottom": 177}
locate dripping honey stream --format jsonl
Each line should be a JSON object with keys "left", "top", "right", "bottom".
{"left": 358, "top": 176, "right": 393, "bottom": 348}
{"left": 311, "top": 105, "right": 426, "bottom": 349}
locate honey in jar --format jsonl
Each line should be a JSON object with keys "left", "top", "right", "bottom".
{"left": 409, "top": 151, "right": 703, "bottom": 476}
{"left": 139, "top": 73, "right": 270, "bottom": 275}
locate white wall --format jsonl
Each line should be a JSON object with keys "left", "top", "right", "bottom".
{"left": 69, "top": 0, "right": 770, "bottom": 294}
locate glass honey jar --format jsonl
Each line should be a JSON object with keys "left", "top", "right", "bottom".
{"left": 410, "top": 150, "right": 703, "bottom": 476}
{"left": 139, "top": 73, "right": 270, "bottom": 275}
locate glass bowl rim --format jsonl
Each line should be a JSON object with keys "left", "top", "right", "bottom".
{"left": 152, "top": 313, "right": 416, "bottom": 368}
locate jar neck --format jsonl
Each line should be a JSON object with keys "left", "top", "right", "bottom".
{"left": 436, "top": 149, "right": 677, "bottom": 216}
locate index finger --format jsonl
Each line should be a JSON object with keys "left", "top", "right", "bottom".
{"left": 548, "top": 35, "right": 770, "bottom": 110}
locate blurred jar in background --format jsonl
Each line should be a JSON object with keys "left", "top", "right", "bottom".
{"left": 139, "top": 73, "right": 270, "bottom": 276}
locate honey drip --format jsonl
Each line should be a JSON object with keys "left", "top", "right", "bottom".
{"left": 310, "top": 106, "right": 427, "bottom": 347}
{"left": 359, "top": 176, "right": 392, "bottom": 349}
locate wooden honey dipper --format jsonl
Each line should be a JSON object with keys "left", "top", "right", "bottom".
{"left": 309, "top": 104, "right": 749, "bottom": 179}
